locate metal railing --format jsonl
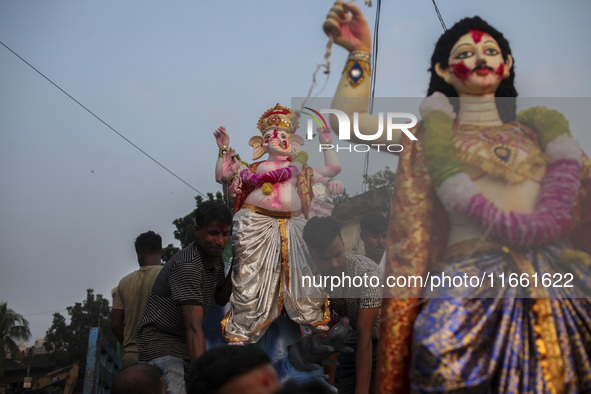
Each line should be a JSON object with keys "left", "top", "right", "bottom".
{"left": 83, "top": 327, "right": 121, "bottom": 394}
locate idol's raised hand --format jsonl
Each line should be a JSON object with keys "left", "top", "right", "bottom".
{"left": 317, "top": 126, "right": 333, "bottom": 145}
{"left": 323, "top": 1, "right": 372, "bottom": 52}
{"left": 214, "top": 126, "right": 230, "bottom": 149}
{"left": 222, "top": 147, "right": 241, "bottom": 178}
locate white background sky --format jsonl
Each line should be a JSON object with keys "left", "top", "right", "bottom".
{"left": 1, "top": 1, "right": 590, "bottom": 343}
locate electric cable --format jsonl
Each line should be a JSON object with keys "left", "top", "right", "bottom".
{"left": 363, "top": 0, "right": 382, "bottom": 193}
{"left": 0, "top": 39, "right": 206, "bottom": 197}
{"left": 431, "top": 0, "right": 447, "bottom": 31}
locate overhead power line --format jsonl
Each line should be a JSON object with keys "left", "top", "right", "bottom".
{"left": 431, "top": 0, "right": 447, "bottom": 31}
{"left": 362, "top": 0, "right": 382, "bottom": 194}
{"left": 0, "top": 39, "right": 206, "bottom": 197}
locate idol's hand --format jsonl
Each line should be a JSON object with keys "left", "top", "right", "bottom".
{"left": 318, "top": 127, "right": 333, "bottom": 145}
{"left": 327, "top": 179, "right": 344, "bottom": 195}
{"left": 222, "top": 147, "right": 241, "bottom": 178}
{"left": 214, "top": 126, "right": 230, "bottom": 149}
{"left": 419, "top": 92, "right": 456, "bottom": 118}
{"left": 323, "top": 1, "right": 372, "bottom": 52}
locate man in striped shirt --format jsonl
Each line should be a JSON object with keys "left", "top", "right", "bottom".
{"left": 136, "top": 201, "right": 233, "bottom": 394}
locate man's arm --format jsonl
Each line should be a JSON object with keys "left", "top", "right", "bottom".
{"left": 181, "top": 305, "right": 206, "bottom": 362}
{"left": 214, "top": 261, "right": 234, "bottom": 306}
{"left": 110, "top": 309, "right": 125, "bottom": 344}
{"left": 324, "top": 352, "right": 338, "bottom": 386}
{"left": 355, "top": 307, "right": 379, "bottom": 394}
{"left": 214, "top": 275, "right": 232, "bottom": 306}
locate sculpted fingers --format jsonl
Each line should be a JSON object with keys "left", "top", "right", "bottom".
{"left": 318, "top": 127, "right": 333, "bottom": 144}
{"left": 329, "top": 180, "right": 344, "bottom": 195}
{"left": 323, "top": 0, "right": 371, "bottom": 51}
{"left": 214, "top": 126, "right": 230, "bottom": 148}
{"left": 227, "top": 148, "right": 241, "bottom": 173}
{"left": 323, "top": 1, "right": 347, "bottom": 39}
{"left": 341, "top": 1, "right": 364, "bottom": 18}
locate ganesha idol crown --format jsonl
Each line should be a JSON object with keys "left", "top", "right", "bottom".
{"left": 257, "top": 103, "right": 299, "bottom": 134}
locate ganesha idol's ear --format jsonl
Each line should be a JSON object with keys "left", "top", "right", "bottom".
{"left": 249, "top": 136, "right": 266, "bottom": 161}
{"left": 290, "top": 135, "right": 305, "bottom": 155}
{"left": 291, "top": 135, "right": 305, "bottom": 147}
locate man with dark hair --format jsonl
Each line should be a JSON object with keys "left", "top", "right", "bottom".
{"left": 359, "top": 212, "right": 388, "bottom": 265}
{"left": 112, "top": 364, "right": 166, "bottom": 394}
{"left": 186, "top": 345, "right": 280, "bottom": 394}
{"left": 112, "top": 230, "right": 163, "bottom": 368}
{"left": 136, "top": 201, "right": 233, "bottom": 394}
{"left": 302, "top": 216, "right": 382, "bottom": 394}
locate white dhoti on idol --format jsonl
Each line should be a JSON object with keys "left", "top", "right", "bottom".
{"left": 222, "top": 204, "right": 330, "bottom": 343}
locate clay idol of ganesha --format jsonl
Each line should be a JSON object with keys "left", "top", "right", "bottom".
{"left": 216, "top": 104, "right": 343, "bottom": 344}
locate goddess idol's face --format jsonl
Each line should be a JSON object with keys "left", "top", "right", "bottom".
{"left": 435, "top": 30, "right": 513, "bottom": 97}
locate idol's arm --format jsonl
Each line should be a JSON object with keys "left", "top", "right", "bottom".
{"left": 314, "top": 129, "right": 342, "bottom": 178}
{"left": 214, "top": 126, "right": 241, "bottom": 183}
{"left": 325, "top": 1, "right": 403, "bottom": 147}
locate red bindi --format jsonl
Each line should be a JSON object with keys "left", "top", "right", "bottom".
{"left": 470, "top": 29, "right": 485, "bottom": 44}
{"left": 451, "top": 61, "right": 471, "bottom": 81}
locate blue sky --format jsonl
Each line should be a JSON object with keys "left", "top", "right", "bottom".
{"left": 1, "top": 1, "right": 590, "bottom": 342}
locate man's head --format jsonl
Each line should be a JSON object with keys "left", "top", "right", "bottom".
{"left": 194, "top": 201, "right": 232, "bottom": 262}
{"left": 427, "top": 16, "right": 517, "bottom": 122}
{"left": 360, "top": 212, "right": 388, "bottom": 264}
{"left": 112, "top": 364, "right": 166, "bottom": 394}
{"left": 303, "top": 216, "right": 346, "bottom": 276}
{"left": 134, "top": 231, "right": 163, "bottom": 266}
{"left": 186, "top": 345, "right": 280, "bottom": 394}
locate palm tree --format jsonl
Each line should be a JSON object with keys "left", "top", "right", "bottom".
{"left": 0, "top": 302, "right": 31, "bottom": 378}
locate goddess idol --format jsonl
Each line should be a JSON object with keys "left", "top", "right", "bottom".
{"left": 323, "top": 1, "right": 591, "bottom": 392}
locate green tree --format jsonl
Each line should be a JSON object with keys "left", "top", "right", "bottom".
{"left": 44, "top": 289, "right": 113, "bottom": 390}
{"left": 362, "top": 166, "right": 397, "bottom": 191}
{"left": 162, "top": 243, "right": 180, "bottom": 262}
{"left": 0, "top": 302, "right": 31, "bottom": 378}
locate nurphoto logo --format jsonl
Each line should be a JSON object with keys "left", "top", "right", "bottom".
{"left": 303, "top": 107, "right": 418, "bottom": 153}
